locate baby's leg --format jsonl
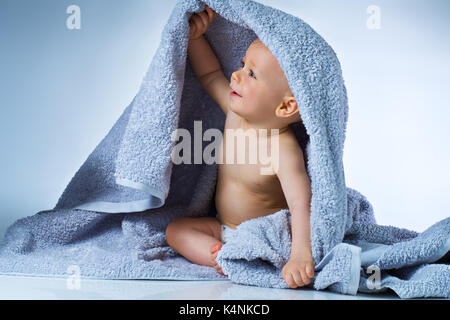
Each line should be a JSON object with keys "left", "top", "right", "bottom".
{"left": 165, "top": 217, "right": 224, "bottom": 273}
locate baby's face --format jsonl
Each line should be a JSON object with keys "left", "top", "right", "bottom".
{"left": 229, "top": 39, "right": 292, "bottom": 124}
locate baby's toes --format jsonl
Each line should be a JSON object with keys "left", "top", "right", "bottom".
{"left": 210, "top": 243, "right": 222, "bottom": 253}
{"left": 210, "top": 243, "right": 223, "bottom": 260}
{"left": 210, "top": 243, "right": 225, "bottom": 275}
{"left": 215, "top": 264, "right": 226, "bottom": 276}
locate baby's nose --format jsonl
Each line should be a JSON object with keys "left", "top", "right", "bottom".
{"left": 231, "top": 71, "right": 240, "bottom": 83}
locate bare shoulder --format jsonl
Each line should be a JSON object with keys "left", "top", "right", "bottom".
{"left": 279, "top": 128, "right": 303, "bottom": 153}
{"left": 276, "top": 128, "right": 306, "bottom": 173}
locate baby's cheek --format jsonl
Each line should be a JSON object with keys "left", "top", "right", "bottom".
{"left": 247, "top": 90, "right": 264, "bottom": 106}
{"left": 245, "top": 98, "right": 261, "bottom": 113}
{"left": 254, "top": 94, "right": 275, "bottom": 111}
{"left": 246, "top": 88, "right": 269, "bottom": 111}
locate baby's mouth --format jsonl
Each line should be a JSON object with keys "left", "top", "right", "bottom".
{"left": 230, "top": 90, "right": 242, "bottom": 98}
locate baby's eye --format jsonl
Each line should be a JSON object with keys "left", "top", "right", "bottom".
{"left": 240, "top": 60, "right": 256, "bottom": 79}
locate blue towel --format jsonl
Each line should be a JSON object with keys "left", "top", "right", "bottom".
{"left": 0, "top": 0, "right": 448, "bottom": 298}
{"left": 216, "top": 206, "right": 449, "bottom": 298}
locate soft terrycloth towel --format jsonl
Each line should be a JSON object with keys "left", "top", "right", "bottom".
{"left": 216, "top": 205, "right": 450, "bottom": 298}
{"left": 0, "top": 0, "right": 448, "bottom": 298}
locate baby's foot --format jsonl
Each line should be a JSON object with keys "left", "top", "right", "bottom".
{"left": 210, "top": 243, "right": 225, "bottom": 276}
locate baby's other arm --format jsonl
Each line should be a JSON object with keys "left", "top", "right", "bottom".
{"left": 276, "top": 133, "right": 314, "bottom": 288}
{"left": 188, "top": 6, "right": 230, "bottom": 115}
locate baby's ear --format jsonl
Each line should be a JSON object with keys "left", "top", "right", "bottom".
{"left": 275, "top": 96, "right": 299, "bottom": 118}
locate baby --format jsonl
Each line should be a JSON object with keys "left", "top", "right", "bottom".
{"left": 165, "top": 6, "right": 314, "bottom": 289}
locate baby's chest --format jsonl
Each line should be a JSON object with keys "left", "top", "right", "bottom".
{"left": 220, "top": 122, "right": 276, "bottom": 168}
{"left": 219, "top": 132, "right": 277, "bottom": 174}
{"left": 219, "top": 112, "right": 279, "bottom": 188}
{"left": 219, "top": 161, "right": 280, "bottom": 196}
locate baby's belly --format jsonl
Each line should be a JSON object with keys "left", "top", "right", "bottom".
{"left": 215, "top": 179, "right": 288, "bottom": 229}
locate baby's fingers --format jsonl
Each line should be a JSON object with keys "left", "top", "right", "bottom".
{"left": 188, "top": 19, "right": 199, "bottom": 37}
{"left": 291, "top": 270, "right": 304, "bottom": 287}
{"left": 205, "top": 5, "right": 216, "bottom": 22}
{"left": 306, "top": 263, "right": 315, "bottom": 278}
{"left": 189, "top": 14, "right": 201, "bottom": 30}
{"left": 299, "top": 267, "right": 310, "bottom": 285}
{"left": 284, "top": 272, "right": 297, "bottom": 289}
{"left": 196, "top": 10, "right": 210, "bottom": 28}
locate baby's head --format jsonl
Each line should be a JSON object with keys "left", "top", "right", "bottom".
{"left": 229, "top": 38, "right": 301, "bottom": 128}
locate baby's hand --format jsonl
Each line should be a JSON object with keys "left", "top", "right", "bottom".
{"left": 281, "top": 255, "right": 315, "bottom": 289}
{"left": 189, "top": 5, "right": 216, "bottom": 40}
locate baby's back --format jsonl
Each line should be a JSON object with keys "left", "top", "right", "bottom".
{"left": 215, "top": 110, "right": 291, "bottom": 229}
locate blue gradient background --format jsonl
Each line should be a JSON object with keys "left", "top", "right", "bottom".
{"left": 0, "top": 0, "right": 449, "bottom": 241}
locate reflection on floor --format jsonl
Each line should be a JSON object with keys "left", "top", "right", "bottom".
{"left": 0, "top": 275, "right": 402, "bottom": 300}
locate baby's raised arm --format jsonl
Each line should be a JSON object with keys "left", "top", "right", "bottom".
{"left": 187, "top": 6, "right": 230, "bottom": 115}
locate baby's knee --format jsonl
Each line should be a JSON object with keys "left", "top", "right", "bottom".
{"left": 165, "top": 217, "right": 190, "bottom": 243}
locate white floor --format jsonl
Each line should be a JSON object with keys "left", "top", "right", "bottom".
{"left": 0, "top": 275, "right": 401, "bottom": 300}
